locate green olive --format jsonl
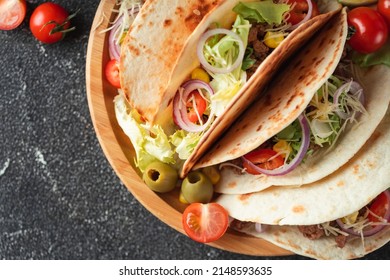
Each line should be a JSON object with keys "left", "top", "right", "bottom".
{"left": 181, "top": 171, "right": 214, "bottom": 203}
{"left": 143, "top": 161, "right": 178, "bottom": 193}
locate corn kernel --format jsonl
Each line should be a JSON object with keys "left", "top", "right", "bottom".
{"left": 179, "top": 190, "right": 189, "bottom": 204}
{"left": 191, "top": 68, "right": 210, "bottom": 83}
{"left": 341, "top": 211, "right": 359, "bottom": 225}
{"left": 264, "top": 31, "right": 284, "bottom": 49}
{"left": 202, "top": 166, "right": 220, "bottom": 185}
{"left": 273, "top": 140, "right": 292, "bottom": 159}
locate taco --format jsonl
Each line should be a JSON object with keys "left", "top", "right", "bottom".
{"left": 194, "top": 8, "right": 390, "bottom": 194}
{"left": 215, "top": 104, "right": 390, "bottom": 259}
{"left": 117, "top": 0, "right": 341, "bottom": 178}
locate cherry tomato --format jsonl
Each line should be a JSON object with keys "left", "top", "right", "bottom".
{"left": 378, "top": 0, "right": 390, "bottom": 28}
{"left": 285, "top": 0, "right": 319, "bottom": 26}
{"left": 182, "top": 203, "right": 229, "bottom": 243}
{"left": 30, "top": 2, "right": 74, "bottom": 44}
{"left": 243, "top": 149, "right": 284, "bottom": 175}
{"left": 105, "top": 59, "right": 121, "bottom": 88}
{"left": 0, "top": 0, "right": 27, "bottom": 30}
{"left": 347, "top": 7, "right": 388, "bottom": 54}
{"left": 186, "top": 91, "right": 207, "bottom": 123}
{"left": 368, "top": 191, "right": 390, "bottom": 223}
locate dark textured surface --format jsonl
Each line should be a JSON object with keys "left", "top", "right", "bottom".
{"left": 0, "top": 0, "right": 388, "bottom": 260}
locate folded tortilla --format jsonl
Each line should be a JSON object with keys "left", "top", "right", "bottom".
{"left": 236, "top": 223, "right": 390, "bottom": 260}
{"left": 119, "top": 0, "right": 342, "bottom": 178}
{"left": 195, "top": 8, "right": 390, "bottom": 193}
{"left": 216, "top": 107, "right": 390, "bottom": 225}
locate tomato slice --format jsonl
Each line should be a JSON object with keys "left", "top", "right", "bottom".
{"left": 0, "top": 0, "right": 27, "bottom": 30}
{"left": 368, "top": 191, "right": 390, "bottom": 223}
{"left": 243, "top": 149, "right": 284, "bottom": 175}
{"left": 285, "top": 0, "right": 319, "bottom": 26}
{"left": 105, "top": 59, "right": 121, "bottom": 88}
{"left": 182, "top": 203, "right": 229, "bottom": 243}
{"left": 186, "top": 91, "right": 207, "bottom": 123}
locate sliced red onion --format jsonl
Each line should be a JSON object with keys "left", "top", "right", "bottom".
{"left": 109, "top": 16, "right": 123, "bottom": 61}
{"left": 197, "top": 28, "right": 245, "bottom": 74}
{"left": 242, "top": 114, "right": 310, "bottom": 176}
{"left": 108, "top": 7, "right": 140, "bottom": 61}
{"left": 336, "top": 190, "right": 390, "bottom": 237}
{"left": 333, "top": 81, "right": 365, "bottom": 120}
{"left": 288, "top": 0, "right": 313, "bottom": 30}
{"left": 173, "top": 79, "right": 215, "bottom": 132}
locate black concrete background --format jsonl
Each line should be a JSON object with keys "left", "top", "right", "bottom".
{"left": 0, "top": 0, "right": 388, "bottom": 260}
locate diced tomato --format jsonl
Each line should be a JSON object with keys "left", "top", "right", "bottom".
{"left": 182, "top": 203, "right": 229, "bottom": 243}
{"left": 243, "top": 149, "right": 284, "bottom": 175}
{"left": 368, "top": 191, "right": 390, "bottom": 223}
{"left": 105, "top": 59, "right": 121, "bottom": 88}
{"left": 285, "top": 0, "right": 319, "bottom": 26}
{"left": 186, "top": 91, "right": 207, "bottom": 123}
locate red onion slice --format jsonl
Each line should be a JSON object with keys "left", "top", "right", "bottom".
{"left": 108, "top": 7, "right": 140, "bottom": 61}
{"left": 333, "top": 81, "right": 365, "bottom": 120}
{"left": 336, "top": 190, "right": 390, "bottom": 237}
{"left": 173, "top": 79, "right": 215, "bottom": 132}
{"left": 288, "top": 0, "right": 313, "bottom": 30}
{"left": 197, "top": 28, "right": 245, "bottom": 74}
{"left": 242, "top": 114, "right": 310, "bottom": 176}
{"left": 108, "top": 16, "right": 123, "bottom": 61}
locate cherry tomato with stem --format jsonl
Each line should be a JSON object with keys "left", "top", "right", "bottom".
{"left": 182, "top": 203, "right": 229, "bottom": 243}
{"left": 186, "top": 91, "right": 207, "bottom": 124}
{"left": 243, "top": 149, "right": 284, "bottom": 175}
{"left": 30, "top": 2, "right": 77, "bottom": 44}
{"left": 347, "top": 7, "right": 388, "bottom": 54}
{"left": 285, "top": 0, "right": 319, "bottom": 26}
{"left": 378, "top": 0, "right": 390, "bottom": 28}
{"left": 0, "top": 0, "right": 27, "bottom": 30}
{"left": 105, "top": 59, "right": 121, "bottom": 89}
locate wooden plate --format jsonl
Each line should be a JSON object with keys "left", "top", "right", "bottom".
{"left": 85, "top": 0, "right": 292, "bottom": 257}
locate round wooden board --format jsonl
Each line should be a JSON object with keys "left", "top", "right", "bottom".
{"left": 85, "top": 0, "right": 292, "bottom": 257}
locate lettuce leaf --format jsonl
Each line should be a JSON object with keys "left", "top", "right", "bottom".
{"left": 233, "top": 1, "right": 290, "bottom": 25}
{"left": 352, "top": 43, "right": 390, "bottom": 68}
{"left": 170, "top": 130, "right": 201, "bottom": 160}
{"left": 114, "top": 94, "right": 175, "bottom": 172}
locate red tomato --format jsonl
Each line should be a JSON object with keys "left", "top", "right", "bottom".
{"left": 105, "top": 59, "right": 121, "bottom": 88}
{"left": 285, "top": 0, "right": 319, "bottom": 26}
{"left": 182, "top": 203, "right": 229, "bottom": 243}
{"left": 243, "top": 149, "right": 284, "bottom": 175}
{"left": 0, "top": 0, "right": 27, "bottom": 30}
{"left": 347, "top": 7, "right": 388, "bottom": 54}
{"left": 378, "top": 0, "right": 390, "bottom": 28}
{"left": 30, "top": 2, "right": 74, "bottom": 44}
{"left": 368, "top": 191, "right": 390, "bottom": 223}
{"left": 186, "top": 91, "right": 207, "bottom": 123}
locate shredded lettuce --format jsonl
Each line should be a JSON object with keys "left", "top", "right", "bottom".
{"left": 114, "top": 94, "right": 175, "bottom": 172}
{"left": 170, "top": 130, "right": 202, "bottom": 160}
{"left": 233, "top": 1, "right": 290, "bottom": 25}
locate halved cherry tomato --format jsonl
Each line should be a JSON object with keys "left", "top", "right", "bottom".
{"left": 30, "top": 2, "right": 74, "bottom": 44}
{"left": 285, "top": 0, "right": 319, "bottom": 26}
{"left": 243, "top": 149, "right": 284, "bottom": 175}
{"left": 186, "top": 91, "right": 207, "bottom": 123}
{"left": 182, "top": 203, "right": 229, "bottom": 243}
{"left": 368, "top": 191, "right": 390, "bottom": 223}
{"left": 347, "top": 7, "right": 388, "bottom": 54}
{"left": 378, "top": 0, "right": 390, "bottom": 28}
{"left": 105, "top": 59, "right": 121, "bottom": 88}
{"left": 0, "top": 0, "right": 27, "bottom": 30}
